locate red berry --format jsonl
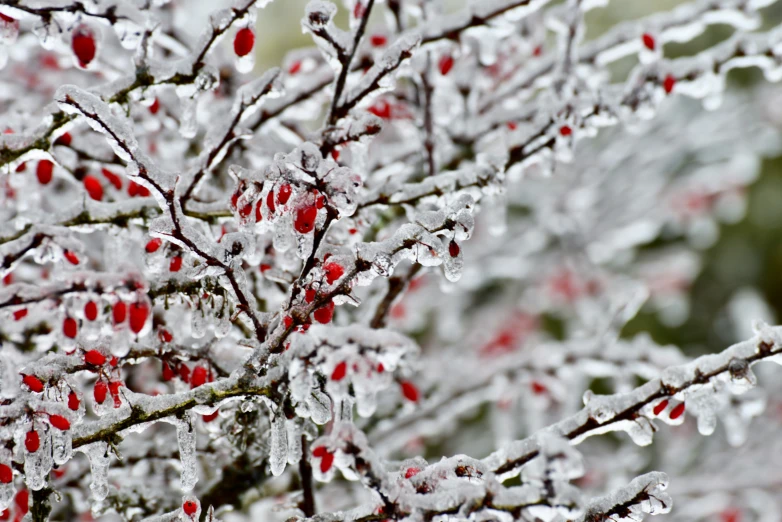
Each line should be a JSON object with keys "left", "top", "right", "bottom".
{"left": 313, "top": 300, "right": 335, "bottom": 324}
{"left": 94, "top": 380, "right": 108, "bottom": 404}
{"left": 101, "top": 168, "right": 122, "bottom": 189}
{"left": 63, "top": 317, "right": 78, "bottom": 339}
{"left": 400, "top": 380, "right": 419, "bottom": 402}
{"left": 159, "top": 329, "right": 173, "bottom": 343}
{"left": 145, "top": 238, "right": 162, "bottom": 253}
{"left": 162, "top": 361, "right": 175, "bottom": 381}
{"left": 169, "top": 256, "right": 183, "bottom": 272}
{"left": 370, "top": 34, "right": 386, "bottom": 47}
{"left": 288, "top": 61, "right": 302, "bottom": 74}
{"left": 305, "top": 288, "right": 316, "bottom": 303}
{"left": 113, "top": 301, "right": 127, "bottom": 324}
{"left": 25, "top": 431, "right": 39, "bottom": 453}
{"left": 84, "top": 349, "right": 106, "bottom": 366}
{"left": 129, "top": 301, "right": 149, "bottom": 334}
{"left": 559, "top": 125, "right": 572, "bottom": 137}
{"left": 22, "top": 375, "right": 44, "bottom": 393}
{"left": 72, "top": 26, "right": 96, "bottom": 67}
{"left": 108, "top": 381, "right": 121, "bottom": 397}
{"left": 203, "top": 410, "right": 219, "bottom": 423}
{"left": 663, "top": 74, "right": 676, "bottom": 94}
{"left": 234, "top": 27, "right": 255, "bottom": 57}
{"left": 530, "top": 381, "right": 547, "bottom": 395}
{"left": 642, "top": 32, "right": 655, "bottom": 51}
{"left": 0, "top": 463, "right": 11, "bottom": 484}
{"left": 316, "top": 194, "right": 326, "bottom": 209}
{"left": 405, "top": 467, "right": 420, "bottom": 479}
{"left": 331, "top": 149, "right": 340, "bottom": 161}
{"left": 68, "top": 391, "right": 80, "bottom": 411}
{"left": 368, "top": 100, "right": 391, "bottom": 119}
{"left": 438, "top": 55, "right": 454, "bottom": 75}
{"left": 266, "top": 191, "right": 276, "bottom": 214}
{"left": 191, "top": 366, "right": 207, "bottom": 389}
{"left": 653, "top": 399, "right": 668, "bottom": 416}
{"left": 331, "top": 361, "right": 347, "bottom": 381}
{"left": 179, "top": 364, "right": 191, "bottom": 383}
{"left": 36, "top": 160, "right": 53, "bottom": 185}
{"left": 110, "top": 356, "right": 118, "bottom": 367}
{"left": 64, "top": 250, "right": 79, "bottom": 265}
{"left": 312, "top": 446, "right": 328, "bottom": 457}
{"left": 448, "top": 240, "right": 460, "bottom": 257}
{"left": 323, "top": 262, "right": 344, "bottom": 285}
{"left": 283, "top": 316, "right": 293, "bottom": 329}
{"left": 320, "top": 451, "right": 334, "bottom": 473}
{"left": 377, "top": 362, "right": 384, "bottom": 373}
{"left": 507, "top": 122, "right": 517, "bottom": 130}
{"left": 255, "top": 201, "right": 263, "bottom": 222}
{"left": 13, "top": 309, "right": 27, "bottom": 321}
{"left": 0, "top": 13, "right": 15, "bottom": 24}
{"left": 83, "top": 175, "right": 103, "bottom": 201}
{"left": 669, "top": 402, "right": 685, "bottom": 420}
{"left": 294, "top": 205, "right": 318, "bottom": 234}
{"left": 183, "top": 500, "right": 198, "bottom": 516}
{"left": 84, "top": 301, "right": 98, "bottom": 321}
{"left": 278, "top": 183, "right": 292, "bottom": 205}
{"left": 49, "top": 414, "right": 70, "bottom": 431}
{"left": 239, "top": 203, "right": 252, "bottom": 218}
{"left": 55, "top": 132, "right": 72, "bottom": 147}
{"left": 149, "top": 98, "right": 160, "bottom": 114}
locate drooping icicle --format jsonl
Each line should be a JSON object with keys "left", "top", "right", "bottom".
{"left": 269, "top": 412, "right": 288, "bottom": 476}
{"left": 177, "top": 413, "right": 198, "bottom": 491}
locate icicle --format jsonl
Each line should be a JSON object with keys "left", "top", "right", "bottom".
{"left": 269, "top": 412, "right": 288, "bottom": 476}
{"left": 85, "top": 442, "right": 111, "bottom": 500}
{"left": 52, "top": 428, "right": 72, "bottom": 466}
{"left": 307, "top": 389, "right": 332, "bottom": 425}
{"left": 177, "top": 414, "right": 198, "bottom": 491}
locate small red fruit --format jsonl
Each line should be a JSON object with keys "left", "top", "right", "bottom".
{"left": 405, "top": 467, "right": 420, "bottom": 479}
{"left": 559, "top": 125, "right": 572, "bottom": 137}
{"left": 169, "top": 256, "right": 183, "bottom": 272}
{"left": 203, "top": 410, "right": 219, "bottom": 423}
{"left": 84, "top": 301, "right": 98, "bottom": 321}
{"left": 55, "top": 133, "right": 72, "bottom": 146}
{"left": 313, "top": 300, "right": 335, "bottom": 324}
{"left": 145, "top": 238, "right": 162, "bottom": 253}
{"left": 162, "top": 361, "right": 175, "bottom": 381}
{"left": 179, "top": 364, "right": 191, "bottom": 383}
{"left": 93, "top": 380, "right": 108, "bottom": 404}
{"left": 22, "top": 375, "right": 44, "bottom": 393}
{"left": 324, "top": 262, "right": 344, "bottom": 285}
{"left": 642, "top": 32, "right": 656, "bottom": 51}
{"left": 191, "top": 366, "right": 207, "bottom": 389}
{"left": 438, "top": 55, "right": 454, "bottom": 75}
{"left": 13, "top": 309, "right": 27, "bottom": 321}
{"left": 83, "top": 175, "right": 103, "bottom": 201}
{"left": 294, "top": 205, "right": 318, "bottom": 234}
{"left": 288, "top": 61, "right": 301, "bottom": 74}
{"left": 0, "top": 463, "right": 12, "bottom": 484}
{"left": 312, "top": 446, "right": 328, "bottom": 457}
{"left": 36, "top": 160, "right": 53, "bottom": 185}
{"left": 63, "top": 317, "right": 78, "bottom": 339}
{"left": 149, "top": 98, "right": 160, "bottom": 115}
{"left": 305, "top": 288, "right": 316, "bottom": 303}
{"left": 234, "top": 27, "right": 255, "bottom": 57}
{"left": 25, "top": 431, "right": 39, "bottom": 453}
{"left": 663, "top": 74, "right": 676, "bottom": 94}
{"left": 278, "top": 183, "right": 292, "bottom": 205}
{"left": 68, "top": 391, "right": 80, "bottom": 411}
{"left": 400, "top": 380, "right": 419, "bottom": 402}
{"left": 370, "top": 35, "right": 387, "bottom": 47}
{"left": 72, "top": 26, "right": 96, "bottom": 67}
{"left": 183, "top": 500, "right": 198, "bottom": 516}
{"left": 49, "top": 415, "right": 70, "bottom": 431}
{"left": 113, "top": 301, "right": 127, "bottom": 324}
{"left": 331, "top": 361, "right": 347, "bottom": 381}
{"left": 64, "top": 250, "right": 79, "bottom": 265}
{"left": 448, "top": 240, "right": 460, "bottom": 257}
{"left": 84, "top": 349, "right": 106, "bottom": 366}
{"left": 159, "top": 329, "right": 173, "bottom": 343}
{"left": 129, "top": 301, "right": 149, "bottom": 334}
{"left": 255, "top": 201, "right": 263, "bottom": 222}
{"left": 101, "top": 168, "right": 122, "bottom": 189}
{"left": 320, "top": 451, "right": 334, "bottom": 473}
{"left": 531, "top": 381, "right": 547, "bottom": 395}
{"left": 669, "top": 402, "right": 685, "bottom": 420}
{"left": 653, "top": 399, "right": 668, "bottom": 416}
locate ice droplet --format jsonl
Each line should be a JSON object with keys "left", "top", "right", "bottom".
{"left": 307, "top": 389, "right": 332, "bottom": 425}
{"left": 52, "top": 428, "right": 73, "bottom": 466}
